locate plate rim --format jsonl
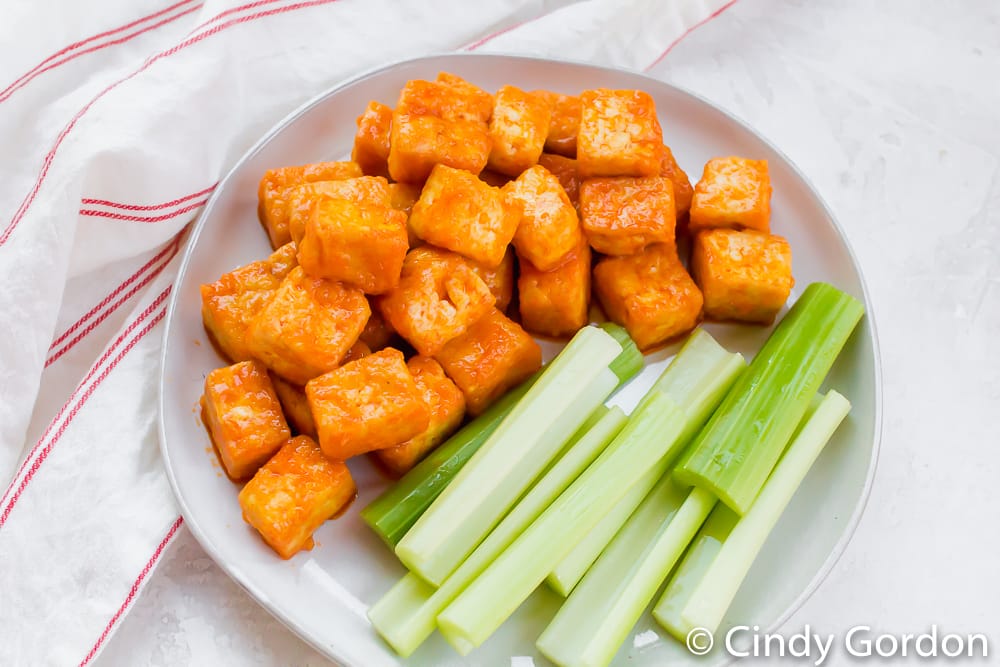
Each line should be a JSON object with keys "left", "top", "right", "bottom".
{"left": 157, "top": 51, "right": 883, "bottom": 667}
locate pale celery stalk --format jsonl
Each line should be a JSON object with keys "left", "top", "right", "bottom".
{"left": 396, "top": 326, "right": 623, "bottom": 586}
{"left": 537, "top": 481, "right": 717, "bottom": 667}
{"left": 436, "top": 391, "right": 686, "bottom": 654}
{"left": 548, "top": 329, "right": 746, "bottom": 596}
{"left": 675, "top": 391, "right": 852, "bottom": 634}
{"left": 368, "top": 407, "right": 628, "bottom": 657}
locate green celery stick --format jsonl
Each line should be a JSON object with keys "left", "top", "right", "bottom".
{"left": 396, "top": 326, "right": 623, "bottom": 586}
{"left": 537, "top": 481, "right": 716, "bottom": 667}
{"left": 368, "top": 406, "right": 628, "bottom": 657}
{"left": 675, "top": 391, "right": 851, "bottom": 634}
{"left": 597, "top": 322, "right": 644, "bottom": 385}
{"left": 436, "top": 391, "right": 686, "bottom": 654}
{"left": 673, "top": 283, "right": 863, "bottom": 514}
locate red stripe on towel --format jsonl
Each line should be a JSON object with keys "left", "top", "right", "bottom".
{"left": 644, "top": 0, "right": 740, "bottom": 71}
{"left": 80, "top": 183, "right": 217, "bottom": 212}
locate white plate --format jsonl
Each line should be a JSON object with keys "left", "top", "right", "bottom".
{"left": 159, "top": 54, "right": 881, "bottom": 667}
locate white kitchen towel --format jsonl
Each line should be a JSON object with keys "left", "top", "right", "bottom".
{"left": 0, "top": 0, "right": 734, "bottom": 663}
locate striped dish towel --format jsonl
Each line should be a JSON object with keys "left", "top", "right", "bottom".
{"left": 0, "top": 0, "right": 735, "bottom": 663}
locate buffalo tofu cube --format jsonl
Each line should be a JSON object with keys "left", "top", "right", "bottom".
{"left": 398, "top": 78, "right": 492, "bottom": 123}
{"left": 689, "top": 157, "right": 772, "bottom": 233}
{"left": 518, "top": 240, "right": 591, "bottom": 338}
{"left": 408, "top": 164, "right": 518, "bottom": 267}
{"left": 593, "top": 244, "right": 703, "bottom": 350}
{"left": 434, "top": 308, "right": 542, "bottom": 415}
{"left": 270, "top": 373, "right": 317, "bottom": 439}
{"left": 580, "top": 176, "right": 676, "bottom": 255}
{"left": 246, "top": 267, "right": 370, "bottom": 384}
{"left": 305, "top": 348, "right": 431, "bottom": 460}
{"left": 287, "top": 176, "right": 391, "bottom": 245}
{"left": 467, "top": 247, "right": 515, "bottom": 312}
{"left": 389, "top": 182, "right": 423, "bottom": 247}
{"left": 200, "top": 242, "right": 298, "bottom": 363}
{"left": 297, "top": 197, "right": 408, "bottom": 294}
{"left": 351, "top": 101, "right": 393, "bottom": 177}
{"left": 538, "top": 153, "right": 581, "bottom": 208}
{"left": 532, "top": 90, "right": 581, "bottom": 157}
{"left": 358, "top": 307, "right": 396, "bottom": 350}
{"left": 435, "top": 72, "right": 494, "bottom": 121}
{"left": 577, "top": 89, "right": 663, "bottom": 178}
{"left": 238, "top": 436, "right": 356, "bottom": 559}
{"left": 388, "top": 113, "right": 492, "bottom": 183}
{"left": 505, "top": 164, "right": 582, "bottom": 271}
{"left": 659, "top": 144, "right": 693, "bottom": 219}
{"left": 487, "top": 85, "right": 552, "bottom": 177}
{"left": 202, "top": 360, "right": 290, "bottom": 480}
{"left": 691, "top": 228, "right": 793, "bottom": 323}
{"left": 258, "top": 161, "right": 363, "bottom": 248}
{"left": 378, "top": 247, "right": 495, "bottom": 355}
{"left": 375, "top": 357, "right": 466, "bottom": 476}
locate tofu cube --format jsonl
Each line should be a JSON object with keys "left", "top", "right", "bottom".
{"left": 538, "top": 153, "right": 581, "bottom": 208}
{"left": 297, "top": 197, "right": 408, "bottom": 294}
{"left": 358, "top": 307, "right": 396, "bottom": 350}
{"left": 435, "top": 72, "right": 494, "bottom": 121}
{"left": 518, "top": 240, "right": 591, "bottom": 338}
{"left": 287, "top": 176, "right": 391, "bottom": 245}
{"left": 593, "top": 244, "right": 703, "bottom": 350}
{"left": 487, "top": 85, "right": 552, "bottom": 176}
{"left": 532, "top": 90, "right": 581, "bottom": 157}
{"left": 659, "top": 144, "right": 693, "bottom": 219}
{"left": 305, "top": 348, "right": 431, "bottom": 460}
{"left": 577, "top": 89, "right": 663, "bottom": 178}
{"left": 341, "top": 340, "right": 372, "bottom": 364}
{"left": 408, "top": 164, "right": 519, "bottom": 267}
{"left": 200, "top": 242, "right": 298, "bottom": 363}
{"left": 238, "top": 436, "right": 356, "bottom": 559}
{"left": 580, "top": 176, "right": 676, "bottom": 255}
{"left": 504, "top": 165, "right": 582, "bottom": 271}
{"left": 689, "top": 157, "right": 772, "bottom": 233}
{"left": 375, "top": 356, "right": 466, "bottom": 476}
{"left": 389, "top": 182, "right": 423, "bottom": 247}
{"left": 352, "top": 101, "right": 393, "bottom": 177}
{"left": 690, "top": 229, "right": 793, "bottom": 323}
{"left": 258, "top": 161, "right": 363, "bottom": 248}
{"left": 246, "top": 266, "right": 370, "bottom": 384}
{"left": 434, "top": 308, "right": 542, "bottom": 415}
{"left": 270, "top": 373, "right": 317, "bottom": 439}
{"left": 202, "top": 360, "right": 290, "bottom": 480}
{"left": 466, "top": 246, "right": 515, "bottom": 312}
{"left": 397, "top": 78, "right": 492, "bottom": 123}
{"left": 378, "top": 246, "right": 495, "bottom": 355}
{"left": 388, "top": 113, "right": 492, "bottom": 183}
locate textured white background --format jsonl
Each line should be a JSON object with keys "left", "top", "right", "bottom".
{"left": 98, "top": 0, "right": 1000, "bottom": 664}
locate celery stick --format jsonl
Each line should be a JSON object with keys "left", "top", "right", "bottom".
{"left": 677, "top": 391, "right": 851, "bottom": 634}
{"left": 396, "top": 326, "right": 623, "bottom": 586}
{"left": 548, "top": 329, "right": 745, "bottom": 595}
{"left": 652, "top": 503, "right": 739, "bottom": 642}
{"left": 597, "top": 322, "right": 643, "bottom": 386}
{"left": 436, "top": 391, "right": 686, "bottom": 654}
{"left": 368, "top": 407, "right": 628, "bottom": 657}
{"left": 673, "top": 283, "right": 863, "bottom": 515}
{"left": 537, "top": 482, "right": 716, "bottom": 667}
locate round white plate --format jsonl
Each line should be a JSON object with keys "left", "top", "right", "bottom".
{"left": 159, "top": 54, "right": 881, "bottom": 667}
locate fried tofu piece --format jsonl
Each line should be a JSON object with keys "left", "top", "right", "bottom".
{"left": 505, "top": 165, "right": 582, "bottom": 271}
{"left": 689, "top": 157, "right": 771, "bottom": 233}
{"left": 388, "top": 113, "right": 492, "bottom": 183}
{"left": 518, "top": 240, "right": 591, "bottom": 338}
{"left": 378, "top": 246, "right": 495, "bottom": 356}
{"left": 287, "top": 176, "right": 391, "bottom": 245}
{"left": 398, "top": 78, "right": 492, "bottom": 123}
{"left": 408, "top": 164, "right": 518, "bottom": 267}
{"left": 238, "top": 436, "right": 356, "bottom": 559}
{"left": 341, "top": 340, "right": 371, "bottom": 364}
{"left": 297, "top": 197, "right": 408, "bottom": 294}
{"left": 467, "top": 247, "right": 515, "bottom": 312}
{"left": 659, "top": 144, "right": 693, "bottom": 219}
{"left": 258, "top": 161, "right": 363, "bottom": 248}
{"left": 358, "top": 307, "right": 396, "bottom": 350}
{"left": 593, "top": 244, "right": 703, "bottom": 350}
{"left": 201, "top": 243, "right": 298, "bottom": 363}
{"left": 577, "top": 89, "right": 663, "bottom": 179}
{"left": 691, "top": 229, "right": 793, "bottom": 323}
{"left": 270, "top": 373, "right": 317, "bottom": 439}
{"left": 352, "top": 101, "right": 393, "bottom": 177}
{"left": 435, "top": 72, "right": 494, "bottom": 121}
{"left": 538, "top": 153, "right": 581, "bottom": 208}
{"left": 306, "top": 348, "right": 431, "bottom": 460}
{"left": 375, "top": 357, "right": 466, "bottom": 476}
{"left": 246, "top": 267, "right": 370, "bottom": 384}
{"left": 389, "top": 182, "right": 423, "bottom": 247}
{"left": 434, "top": 308, "right": 542, "bottom": 415}
{"left": 532, "top": 90, "right": 581, "bottom": 157}
{"left": 487, "top": 85, "right": 552, "bottom": 177}
{"left": 579, "top": 176, "right": 676, "bottom": 255}
{"left": 202, "top": 360, "right": 290, "bottom": 480}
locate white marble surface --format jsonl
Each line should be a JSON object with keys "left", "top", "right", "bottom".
{"left": 98, "top": 1, "right": 1000, "bottom": 664}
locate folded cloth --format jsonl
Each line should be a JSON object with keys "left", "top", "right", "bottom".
{"left": 0, "top": 0, "right": 731, "bottom": 663}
